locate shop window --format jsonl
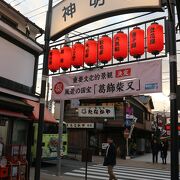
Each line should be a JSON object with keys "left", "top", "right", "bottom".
{"left": 12, "top": 120, "right": 28, "bottom": 145}
{"left": 43, "top": 123, "right": 58, "bottom": 134}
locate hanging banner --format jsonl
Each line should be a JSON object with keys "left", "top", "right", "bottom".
{"left": 78, "top": 106, "right": 115, "bottom": 118}
{"left": 50, "top": 0, "right": 162, "bottom": 39}
{"left": 52, "top": 60, "right": 162, "bottom": 100}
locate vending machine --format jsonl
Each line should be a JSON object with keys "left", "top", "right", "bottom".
{"left": 18, "top": 146, "right": 28, "bottom": 180}
{"left": 0, "top": 142, "right": 8, "bottom": 180}
{"left": 7, "top": 145, "right": 19, "bottom": 180}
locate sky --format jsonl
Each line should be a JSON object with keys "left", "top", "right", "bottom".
{"left": 4, "top": 0, "right": 180, "bottom": 112}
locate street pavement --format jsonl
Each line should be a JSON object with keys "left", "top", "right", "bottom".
{"left": 30, "top": 152, "right": 180, "bottom": 180}
{"left": 65, "top": 164, "right": 171, "bottom": 180}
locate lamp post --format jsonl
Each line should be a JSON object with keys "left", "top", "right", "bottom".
{"left": 167, "top": 0, "right": 179, "bottom": 179}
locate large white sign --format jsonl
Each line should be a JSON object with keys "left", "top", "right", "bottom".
{"left": 52, "top": 60, "right": 162, "bottom": 100}
{"left": 78, "top": 106, "right": 115, "bottom": 118}
{"left": 0, "top": 37, "right": 35, "bottom": 88}
{"left": 51, "top": 0, "right": 162, "bottom": 39}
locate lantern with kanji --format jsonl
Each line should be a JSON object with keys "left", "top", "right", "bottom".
{"left": 113, "top": 31, "right": 128, "bottom": 61}
{"left": 48, "top": 48, "right": 60, "bottom": 72}
{"left": 59, "top": 45, "right": 72, "bottom": 71}
{"left": 98, "top": 35, "right": 112, "bottom": 64}
{"left": 147, "top": 23, "right": 164, "bottom": 55}
{"left": 84, "top": 39, "right": 97, "bottom": 66}
{"left": 72, "top": 42, "right": 84, "bottom": 68}
{"left": 130, "top": 27, "right": 145, "bottom": 58}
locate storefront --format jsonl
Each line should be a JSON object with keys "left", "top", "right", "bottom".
{"left": 63, "top": 96, "right": 154, "bottom": 157}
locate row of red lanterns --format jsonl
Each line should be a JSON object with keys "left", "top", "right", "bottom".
{"left": 48, "top": 23, "right": 164, "bottom": 72}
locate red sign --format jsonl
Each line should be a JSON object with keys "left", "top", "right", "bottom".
{"left": 116, "top": 68, "right": 131, "bottom": 78}
{"left": 54, "top": 82, "right": 64, "bottom": 95}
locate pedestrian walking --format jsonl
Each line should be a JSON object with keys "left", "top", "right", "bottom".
{"left": 103, "top": 137, "right": 117, "bottom": 180}
{"left": 160, "top": 139, "right": 168, "bottom": 164}
{"left": 151, "top": 139, "right": 159, "bottom": 163}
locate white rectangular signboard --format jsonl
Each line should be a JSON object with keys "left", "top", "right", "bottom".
{"left": 78, "top": 106, "right": 115, "bottom": 118}
{"left": 67, "top": 123, "right": 94, "bottom": 129}
{"left": 51, "top": 0, "right": 162, "bottom": 39}
{"left": 52, "top": 60, "right": 162, "bottom": 100}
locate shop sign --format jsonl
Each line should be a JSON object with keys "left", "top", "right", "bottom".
{"left": 51, "top": 0, "right": 162, "bottom": 39}
{"left": 52, "top": 60, "right": 162, "bottom": 100}
{"left": 78, "top": 106, "right": 115, "bottom": 118}
{"left": 67, "top": 123, "right": 94, "bottom": 129}
{"left": 102, "top": 143, "right": 108, "bottom": 150}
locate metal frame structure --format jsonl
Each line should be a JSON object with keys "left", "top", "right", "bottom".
{"left": 48, "top": 17, "right": 167, "bottom": 76}
{"left": 35, "top": 1, "right": 179, "bottom": 180}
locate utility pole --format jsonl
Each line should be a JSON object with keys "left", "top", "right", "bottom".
{"left": 167, "top": 0, "right": 179, "bottom": 179}
{"left": 34, "top": 1, "right": 53, "bottom": 180}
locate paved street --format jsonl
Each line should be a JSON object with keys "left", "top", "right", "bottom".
{"left": 30, "top": 152, "right": 180, "bottom": 180}
{"left": 64, "top": 164, "right": 171, "bottom": 180}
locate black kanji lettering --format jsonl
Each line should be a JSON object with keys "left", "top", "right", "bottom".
{"left": 86, "top": 86, "right": 92, "bottom": 93}
{"left": 107, "top": 83, "right": 115, "bottom": 93}
{"left": 73, "top": 76, "right": 78, "bottom": 83}
{"left": 84, "top": 76, "right": 89, "bottom": 82}
{"left": 116, "top": 82, "right": 124, "bottom": 92}
{"left": 62, "top": 3, "right": 76, "bottom": 22}
{"left": 107, "top": 72, "right": 113, "bottom": 79}
{"left": 106, "top": 109, "right": 111, "bottom": 114}
{"left": 126, "top": 81, "right": 135, "bottom": 90}
{"left": 101, "top": 72, "right": 106, "bottom": 79}
{"left": 88, "top": 108, "right": 93, "bottom": 114}
{"left": 90, "top": 0, "right": 105, "bottom": 8}
{"left": 94, "top": 73, "right": 101, "bottom": 80}
{"left": 99, "top": 84, "right": 106, "bottom": 93}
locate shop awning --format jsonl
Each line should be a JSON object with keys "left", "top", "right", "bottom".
{"left": 25, "top": 100, "right": 56, "bottom": 123}
{"left": 0, "top": 109, "right": 29, "bottom": 119}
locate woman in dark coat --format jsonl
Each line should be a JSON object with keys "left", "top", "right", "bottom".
{"left": 151, "top": 139, "right": 160, "bottom": 163}
{"left": 103, "top": 137, "right": 117, "bottom": 180}
{"left": 160, "top": 139, "right": 169, "bottom": 164}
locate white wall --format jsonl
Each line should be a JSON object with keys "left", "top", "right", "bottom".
{"left": 0, "top": 37, "right": 35, "bottom": 87}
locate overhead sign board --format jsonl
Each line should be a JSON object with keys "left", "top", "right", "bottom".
{"left": 78, "top": 106, "right": 115, "bottom": 118}
{"left": 50, "top": 0, "right": 162, "bottom": 39}
{"left": 52, "top": 60, "right": 162, "bottom": 101}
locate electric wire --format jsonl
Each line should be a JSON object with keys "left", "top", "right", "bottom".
{"left": 13, "top": 0, "right": 26, "bottom": 7}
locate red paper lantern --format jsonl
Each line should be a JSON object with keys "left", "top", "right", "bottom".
{"left": 84, "top": 39, "right": 97, "bottom": 66}
{"left": 48, "top": 48, "right": 60, "bottom": 72}
{"left": 59, "top": 45, "right": 72, "bottom": 71}
{"left": 147, "top": 23, "right": 164, "bottom": 55}
{"left": 113, "top": 31, "right": 128, "bottom": 61}
{"left": 98, "top": 35, "right": 112, "bottom": 64}
{"left": 130, "top": 27, "right": 145, "bottom": 58}
{"left": 72, "top": 42, "right": 84, "bottom": 68}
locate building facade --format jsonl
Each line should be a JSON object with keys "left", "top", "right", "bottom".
{"left": 0, "top": 0, "right": 52, "bottom": 167}
{"left": 55, "top": 95, "right": 154, "bottom": 157}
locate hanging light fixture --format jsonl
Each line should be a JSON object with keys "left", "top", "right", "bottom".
{"left": 59, "top": 45, "right": 72, "bottom": 71}
{"left": 147, "top": 23, "right": 164, "bottom": 55}
{"left": 130, "top": 27, "right": 145, "bottom": 58}
{"left": 98, "top": 35, "right": 112, "bottom": 64}
{"left": 72, "top": 42, "right": 84, "bottom": 68}
{"left": 113, "top": 31, "right": 128, "bottom": 61}
{"left": 48, "top": 48, "right": 60, "bottom": 72}
{"left": 84, "top": 39, "right": 97, "bottom": 66}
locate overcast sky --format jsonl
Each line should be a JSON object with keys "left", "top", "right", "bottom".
{"left": 4, "top": 0, "right": 180, "bottom": 112}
